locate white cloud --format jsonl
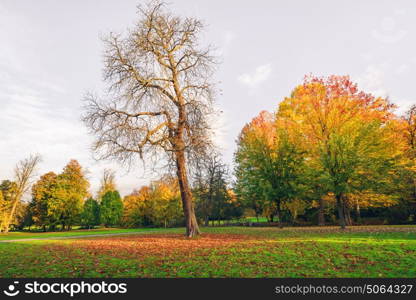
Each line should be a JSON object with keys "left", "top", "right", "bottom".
{"left": 354, "top": 64, "right": 413, "bottom": 115}
{"left": 395, "top": 98, "right": 414, "bottom": 115}
{"left": 207, "top": 106, "right": 229, "bottom": 152}
{"left": 371, "top": 16, "right": 407, "bottom": 44}
{"left": 238, "top": 64, "right": 272, "bottom": 89}
{"left": 212, "top": 30, "right": 236, "bottom": 58}
{"left": 354, "top": 65, "right": 388, "bottom": 98}
{"left": 0, "top": 84, "right": 151, "bottom": 197}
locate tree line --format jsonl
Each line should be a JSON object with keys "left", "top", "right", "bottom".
{"left": 1, "top": 77, "right": 415, "bottom": 233}
{"left": 0, "top": 154, "right": 242, "bottom": 232}
{"left": 0, "top": 160, "right": 123, "bottom": 231}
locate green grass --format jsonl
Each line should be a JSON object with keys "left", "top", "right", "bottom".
{"left": 207, "top": 216, "right": 269, "bottom": 225}
{"left": 0, "top": 226, "right": 415, "bottom": 278}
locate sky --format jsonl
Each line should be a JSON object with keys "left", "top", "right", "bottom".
{"left": 1, "top": 0, "right": 415, "bottom": 197}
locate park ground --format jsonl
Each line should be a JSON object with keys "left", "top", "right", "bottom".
{"left": 0, "top": 225, "right": 415, "bottom": 278}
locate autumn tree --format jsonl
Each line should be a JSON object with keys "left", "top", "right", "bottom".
{"left": 100, "top": 191, "right": 123, "bottom": 227}
{"left": 122, "top": 186, "right": 152, "bottom": 227}
{"left": 31, "top": 161, "right": 90, "bottom": 231}
{"left": 0, "top": 155, "right": 40, "bottom": 233}
{"left": 148, "top": 176, "right": 183, "bottom": 227}
{"left": 0, "top": 181, "right": 16, "bottom": 231}
{"left": 31, "top": 172, "right": 60, "bottom": 230}
{"left": 82, "top": 1, "right": 217, "bottom": 237}
{"left": 53, "top": 160, "right": 90, "bottom": 230}
{"left": 122, "top": 177, "right": 183, "bottom": 228}
{"left": 0, "top": 191, "right": 4, "bottom": 227}
{"left": 278, "top": 75, "right": 399, "bottom": 228}
{"left": 283, "top": 198, "right": 308, "bottom": 225}
{"left": 122, "top": 187, "right": 150, "bottom": 227}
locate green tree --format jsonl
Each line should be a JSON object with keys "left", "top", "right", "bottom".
{"left": 234, "top": 111, "right": 305, "bottom": 227}
{"left": 234, "top": 163, "right": 266, "bottom": 222}
{"left": 194, "top": 152, "right": 231, "bottom": 226}
{"left": 398, "top": 105, "right": 416, "bottom": 222}
{"left": 81, "top": 198, "right": 100, "bottom": 229}
{"left": 100, "top": 191, "right": 123, "bottom": 227}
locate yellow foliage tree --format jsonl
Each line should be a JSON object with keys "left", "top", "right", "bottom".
{"left": 122, "top": 176, "right": 182, "bottom": 228}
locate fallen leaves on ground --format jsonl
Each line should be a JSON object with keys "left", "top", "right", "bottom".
{"left": 44, "top": 233, "right": 256, "bottom": 259}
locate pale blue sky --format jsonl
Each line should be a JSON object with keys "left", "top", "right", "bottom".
{"left": 1, "top": 0, "right": 415, "bottom": 196}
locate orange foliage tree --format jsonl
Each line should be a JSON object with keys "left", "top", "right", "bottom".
{"left": 277, "top": 75, "right": 402, "bottom": 228}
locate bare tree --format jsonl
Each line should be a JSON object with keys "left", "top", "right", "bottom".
{"left": 0, "top": 154, "right": 41, "bottom": 233}
{"left": 82, "top": 1, "right": 217, "bottom": 237}
{"left": 97, "top": 168, "right": 117, "bottom": 200}
{"left": 194, "top": 151, "right": 229, "bottom": 226}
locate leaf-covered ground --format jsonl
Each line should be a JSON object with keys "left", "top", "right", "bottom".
{"left": 0, "top": 226, "right": 415, "bottom": 278}
{"left": 0, "top": 227, "right": 164, "bottom": 241}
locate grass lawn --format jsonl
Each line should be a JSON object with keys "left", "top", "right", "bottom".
{"left": 0, "top": 226, "right": 415, "bottom": 278}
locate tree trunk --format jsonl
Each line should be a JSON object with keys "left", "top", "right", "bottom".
{"left": 276, "top": 205, "right": 283, "bottom": 228}
{"left": 342, "top": 195, "right": 352, "bottom": 226}
{"left": 318, "top": 197, "right": 325, "bottom": 226}
{"left": 175, "top": 150, "right": 200, "bottom": 237}
{"left": 344, "top": 203, "right": 352, "bottom": 226}
{"left": 336, "top": 193, "right": 346, "bottom": 229}
{"left": 204, "top": 216, "right": 209, "bottom": 227}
